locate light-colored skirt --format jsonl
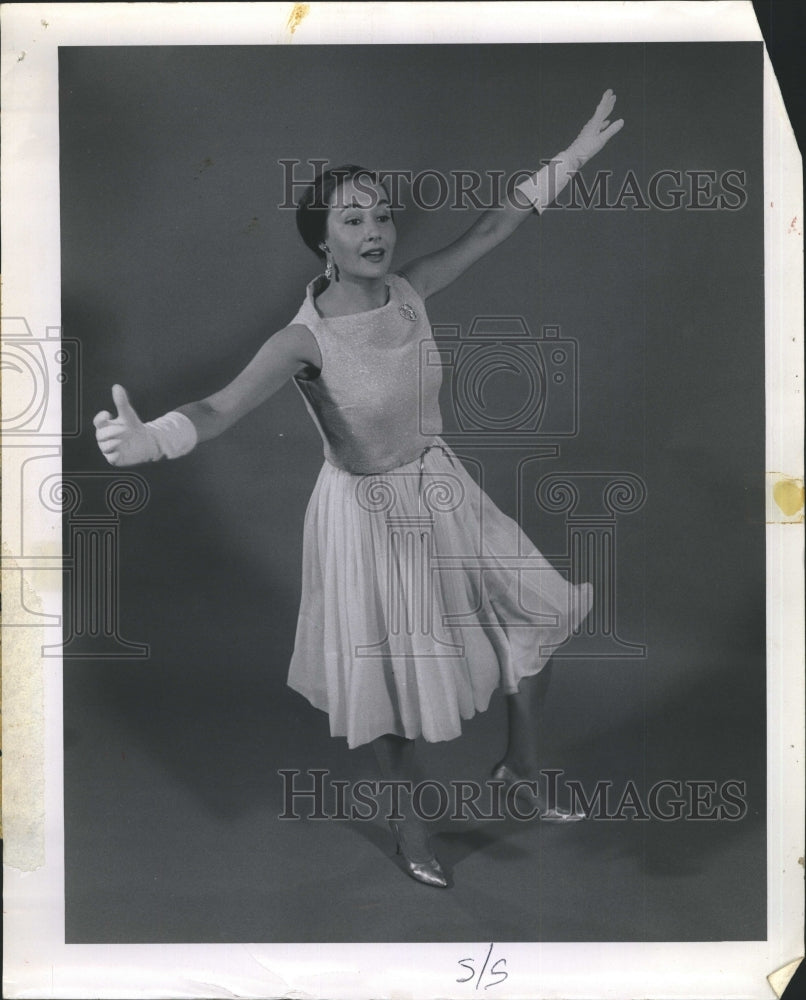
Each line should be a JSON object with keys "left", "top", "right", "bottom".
{"left": 287, "top": 441, "right": 593, "bottom": 748}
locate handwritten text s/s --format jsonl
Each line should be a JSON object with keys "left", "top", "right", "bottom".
{"left": 457, "top": 943, "right": 508, "bottom": 989}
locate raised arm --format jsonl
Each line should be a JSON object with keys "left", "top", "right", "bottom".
{"left": 400, "top": 90, "right": 624, "bottom": 301}
{"left": 94, "top": 324, "right": 320, "bottom": 467}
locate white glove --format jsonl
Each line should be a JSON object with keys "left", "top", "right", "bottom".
{"left": 94, "top": 384, "right": 198, "bottom": 466}
{"left": 516, "top": 89, "right": 624, "bottom": 212}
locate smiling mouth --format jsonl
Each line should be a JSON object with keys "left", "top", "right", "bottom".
{"left": 361, "top": 249, "right": 386, "bottom": 261}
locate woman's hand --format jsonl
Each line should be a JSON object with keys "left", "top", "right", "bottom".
{"left": 566, "top": 89, "right": 624, "bottom": 169}
{"left": 93, "top": 325, "right": 319, "bottom": 465}
{"left": 94, "top": 385, "right": 161, "bottom": 466}
{"left": 513, "top": 88, "right": 624, "bottom": 214}
{"left": 399, "top": 89, "right": 625, "bottom": 300}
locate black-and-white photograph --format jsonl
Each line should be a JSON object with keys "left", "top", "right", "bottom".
{"left": 2, "top": 3, "right": 803, "bottom": 998}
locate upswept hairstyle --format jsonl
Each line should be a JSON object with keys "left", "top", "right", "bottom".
{"left": 295, "top": 164, "right": 394, "bottom": 259}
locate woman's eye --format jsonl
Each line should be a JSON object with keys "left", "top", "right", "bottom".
{"left": 345, "top": 218, "right": 361, "bottom": 225}
{"left": 377, "top": 214, "right": 391, "bottom": 223}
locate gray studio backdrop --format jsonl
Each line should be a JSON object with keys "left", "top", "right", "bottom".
{"left": 59, "top": 43, "right": 765, "bottom": 943}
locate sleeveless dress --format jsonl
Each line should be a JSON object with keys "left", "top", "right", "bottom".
{"left": 287, "top": 272, "right": 593, "bottom": 748}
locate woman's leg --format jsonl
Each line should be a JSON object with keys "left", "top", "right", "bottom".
{"left": 498, "top": 662, "right": 553, "bottom": 776}
{"left": 371, "top": 733, "right": 433, "bottom": 860}
{"left": 371, "top": 733, "right": 418, "bottom": 790}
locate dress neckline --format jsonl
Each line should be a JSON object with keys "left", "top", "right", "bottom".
{"left": 309, "top": 275, "right": 393, "bottom": 320}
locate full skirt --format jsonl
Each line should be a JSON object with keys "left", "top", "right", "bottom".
{"left": 287, "top": 441, "right": 593, "bottom": 748}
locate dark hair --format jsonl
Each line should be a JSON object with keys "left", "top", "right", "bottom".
{"left": 295, "top": 164, "right": 393, "bottom": 259}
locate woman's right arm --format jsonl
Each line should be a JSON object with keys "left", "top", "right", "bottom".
{"left": 94, "top": 323, "right": 320, "bottom": 467}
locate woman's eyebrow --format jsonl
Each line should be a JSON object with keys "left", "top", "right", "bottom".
{"left": 338, "top": 197, "right": 390, "bottom": 213}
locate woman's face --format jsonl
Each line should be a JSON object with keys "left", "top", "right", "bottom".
{"left": 324, "top": 176, "right": 396, "bottom": 280}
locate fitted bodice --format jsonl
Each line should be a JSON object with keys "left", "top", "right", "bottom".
{"left": 291, "top": 273, "right": 443, "bottom": 474}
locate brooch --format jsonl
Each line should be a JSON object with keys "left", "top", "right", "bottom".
{"left": 399, "top": 303, "right": 417, "bottom": 322}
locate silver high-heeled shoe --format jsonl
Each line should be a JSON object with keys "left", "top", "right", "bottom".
{"left": 388, "top": 819, "right": 449, "bottom": 888}
{"left": 490, "top": 763, "right": 586, "bottom": 823}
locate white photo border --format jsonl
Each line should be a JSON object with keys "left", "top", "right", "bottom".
{"left": 2, "top": 2, "right": 803, "bottom": 998}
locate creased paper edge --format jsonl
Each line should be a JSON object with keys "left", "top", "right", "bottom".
{"left": 767, "top": 957, "right": 804, "bottom": 997}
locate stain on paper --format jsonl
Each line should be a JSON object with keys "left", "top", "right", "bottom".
{"left": 287, "top": 3, "right": 310, "bottom": 35}
{"left": 767, "top": 472, "right": 805, "bottom": 523}
{"left": 772, "top": 477, "right": 805, "bottom": 518}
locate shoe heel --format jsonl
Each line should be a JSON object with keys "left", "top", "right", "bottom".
{"left": 490, "top": 762, "right": 585, "bottom": 822}
{"left": 388, "top": 819, "right": 449, "bottom": 889}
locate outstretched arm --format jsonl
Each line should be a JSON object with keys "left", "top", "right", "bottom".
{"left": 94, "top": 324, "right": 320, "bottom": 467}
{"left": 400, "top": 90, "right": 624, "bottom": 301}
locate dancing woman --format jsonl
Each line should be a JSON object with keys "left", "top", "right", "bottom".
{"left": 95, "top": 90, "right": 623, "bottom": 888}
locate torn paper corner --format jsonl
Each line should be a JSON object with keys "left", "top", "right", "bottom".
{"left": 767, "top": 957, "right": 804, "bottom": 998}
{"left": 2, "top": 544, "right": 47, "bottom": 871}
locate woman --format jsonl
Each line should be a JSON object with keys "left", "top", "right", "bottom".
{"left": 95, "top": 90, "right": 623, "bottom": 888}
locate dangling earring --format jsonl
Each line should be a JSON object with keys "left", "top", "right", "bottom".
{"left": 320, "top": 242, "right": 334, "bottom": 281}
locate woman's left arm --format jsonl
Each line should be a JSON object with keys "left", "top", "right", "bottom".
{"left": 400, "top": 90, "right": 624, "bottom": 301}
